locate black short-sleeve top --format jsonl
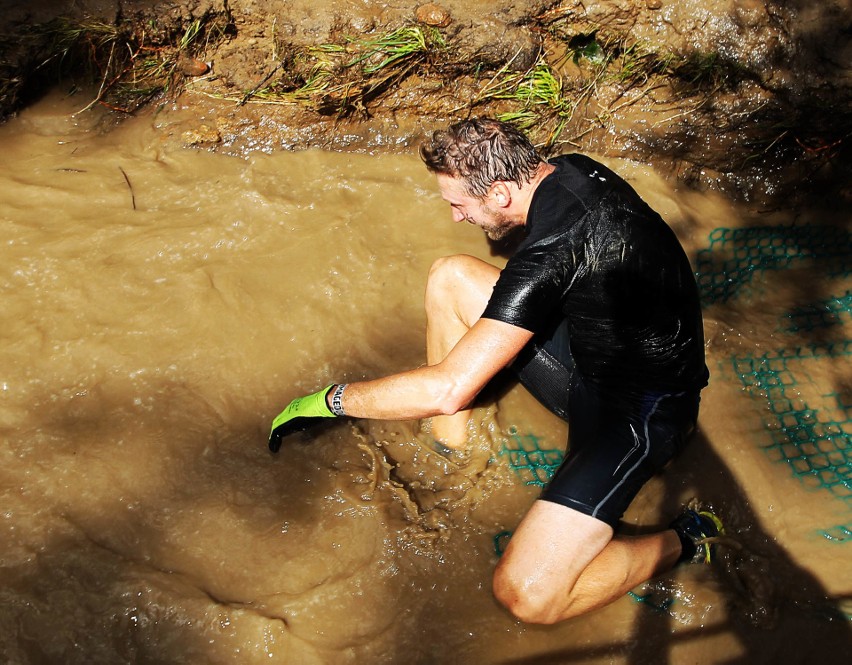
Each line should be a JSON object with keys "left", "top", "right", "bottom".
{"left": 481, "top": 154, "right": 708, "bottom": 397}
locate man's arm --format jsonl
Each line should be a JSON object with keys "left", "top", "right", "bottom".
{"left": 269, "top": 318, "right": 534, "bottom": 451}
{"left": 341, "top": 317, "right": 535, "bottom": 419}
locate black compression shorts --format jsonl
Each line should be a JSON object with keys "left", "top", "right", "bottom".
{"left": 510, "top": 323, "right": 700, "bottom": 528}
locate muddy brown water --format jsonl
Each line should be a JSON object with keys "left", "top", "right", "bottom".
{"left": 1, "top": 90, "right": 850, "bottom": 664}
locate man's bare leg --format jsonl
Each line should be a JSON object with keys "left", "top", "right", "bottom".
{"left": 424, "top": 255, "right": 501, "bottom": 448}
{"left": 493, "top": 500, "right": 682, "bottom": 623}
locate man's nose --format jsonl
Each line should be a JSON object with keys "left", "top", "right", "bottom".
{"left": 451, "top": 208, "right": 465, "bottom": 223}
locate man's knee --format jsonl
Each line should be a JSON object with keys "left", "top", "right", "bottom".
{"left": 425, "top": 254, "right": 496, "bottom": 315}
{"left": 492, "top": 557, "right": 566, "bottom": 625}
{"left": 426, "top": 256, "right": 464, "bottom": 316}
{"left": 426, "top": 254, "right": 475, "bottom": 290}
{"left": 491, "top": 501, "right": 615, "bottom": 624}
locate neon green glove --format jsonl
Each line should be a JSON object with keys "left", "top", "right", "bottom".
{"left": 268, "top": 385, "right": 336, "bottom": 452}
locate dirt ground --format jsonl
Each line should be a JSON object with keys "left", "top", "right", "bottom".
{"left": 1, "top": 0, "right": 850, "bottom": 203}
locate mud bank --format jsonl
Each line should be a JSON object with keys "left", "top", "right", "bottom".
{"left": 1, "top": 0, "right": 850, "bottom": 201}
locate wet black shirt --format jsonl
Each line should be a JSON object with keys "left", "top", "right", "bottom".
{"left": 482, "top": 154, "right": 708, "bottom": 399}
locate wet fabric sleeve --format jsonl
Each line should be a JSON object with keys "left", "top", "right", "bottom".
{"left": 481, "top": 231, "right": 574, "bottom": 333}
{"left": 481, "top": 161, "right": 594, "bottom": 333}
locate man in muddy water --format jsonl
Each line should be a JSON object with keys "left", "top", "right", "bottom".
{"left": 268, "top": 117, "right": 723, "bottom": 624}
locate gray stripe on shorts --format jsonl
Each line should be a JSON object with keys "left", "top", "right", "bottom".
{"left": 591, "top": 392, "right": 673, "bottom": 520}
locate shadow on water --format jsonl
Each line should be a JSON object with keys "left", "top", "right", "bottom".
{"left": 627, "top": 430, "right": 852, "bottom": 665}
{"left": 0, "top": 374, "right": 394, "bottom": 663}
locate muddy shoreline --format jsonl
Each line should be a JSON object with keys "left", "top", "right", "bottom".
{"left": 1, "top": 0, "right": 849, "bottom": 205}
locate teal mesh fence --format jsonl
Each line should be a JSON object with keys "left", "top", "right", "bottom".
{"left": 820, "top": 525, "right": 852, "bottom": 543}
{"left": 626, "top": 590, "right": 676, "bottom": 613}
{"left": 732, "top": 352, "right": 852, "bottom": 512}
{"left": 497, "top": 427, "right": 564, "bottom": 487}
{"left": 782, "top": 291, "right": 852, "bottom": 333}
{"left": 697, "top": 224, "right": 851, "bottom": 542}
{"left": 696, "top": 225, "right": 851, "bottom": 305}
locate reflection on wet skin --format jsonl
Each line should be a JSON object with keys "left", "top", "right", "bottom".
{"left": 0, "top": 91, "right": 849, "bottom": 663}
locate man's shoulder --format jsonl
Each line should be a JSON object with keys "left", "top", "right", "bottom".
{"left": 549, "top": 153, "right": 617, "bottom": 183}
{"left": 528, "top": 153, "right": 613, "bottom": 230}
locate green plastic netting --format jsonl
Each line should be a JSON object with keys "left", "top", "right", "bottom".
{"left": 702, "top": 224, "right": 850, "bottom": 542}
{"left": 695, "top": 225, "right": 850, "bottom": 305}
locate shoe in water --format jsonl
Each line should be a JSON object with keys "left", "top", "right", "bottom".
{"left": 670, "top": 507, "right": 725, "bottom": 564}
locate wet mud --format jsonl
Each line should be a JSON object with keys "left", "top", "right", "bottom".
{"left": 0, "top": 89, "right": 850, "bottom": 664}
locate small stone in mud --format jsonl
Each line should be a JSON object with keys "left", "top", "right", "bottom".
{"left": 415, "top": 3, "right": 451, "bottom": 28}
{"left": 176, "top": 54, "right": 210, "bottom": 76}
{"left": 646, "top": 0, "right": 663, "bottom": 8}
{"left": 181, "top": 124, "right": 221, "bottom": 146}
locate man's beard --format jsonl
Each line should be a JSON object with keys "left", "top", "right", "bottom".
{"left": 479, "top": 205, "right": 516, "bottom": 241}
{"left": 484, "top": 225, "right": 515, "bottom": 241}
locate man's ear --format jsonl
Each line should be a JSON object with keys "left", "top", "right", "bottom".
{"left": 490, "top": 181, "right": 512, "bottom": 208}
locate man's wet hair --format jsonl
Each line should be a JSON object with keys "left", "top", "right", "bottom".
{"left": 419, "top": 118, "right": 543, "bottom": 198}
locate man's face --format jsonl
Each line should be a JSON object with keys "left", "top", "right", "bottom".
{"left": 436, "top": 174, "right": 517, "bottom": 241}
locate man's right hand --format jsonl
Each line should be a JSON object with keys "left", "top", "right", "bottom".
{"left": 268, "top": 385, "right": 336, "bottom": 452}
